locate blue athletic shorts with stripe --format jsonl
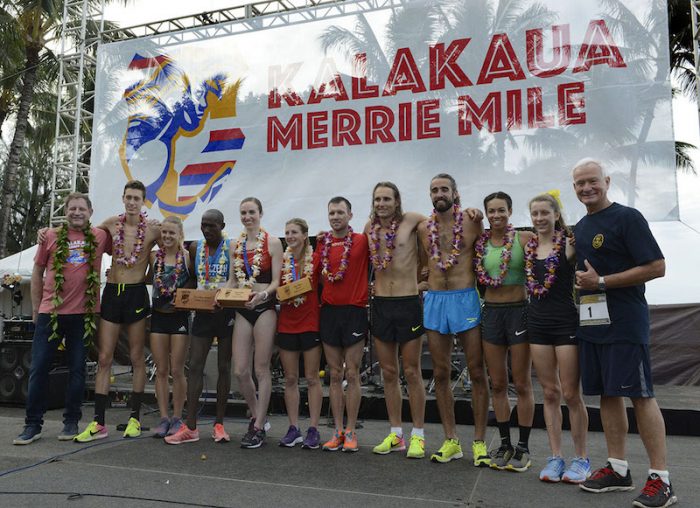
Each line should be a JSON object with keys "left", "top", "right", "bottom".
{"left": 423, "top": 288, "right": 481, "bottom": 335}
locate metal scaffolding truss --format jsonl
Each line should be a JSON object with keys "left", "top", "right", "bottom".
{"left": 51, "top": 0, "right": 403, "bottom": 226}
{"left": 692, "top": 0, "right": 700, "bottom": 122}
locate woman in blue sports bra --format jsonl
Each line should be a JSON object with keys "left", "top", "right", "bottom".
{"left": 474, "top": 191, "right": 535, "bottom": 473}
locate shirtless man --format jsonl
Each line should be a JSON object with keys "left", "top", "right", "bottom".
{"left": 417, "top": 173, "right": 490, "bottom": 466}
{"left": 75, "top": 180, "right": 161, "bottom": 441}
{"left": 365, "top": 182, "right": 428, "bottom": 459}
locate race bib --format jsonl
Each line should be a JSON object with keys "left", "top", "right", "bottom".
{"left": 579, "top": 294, "right": 611, "bottom": 326}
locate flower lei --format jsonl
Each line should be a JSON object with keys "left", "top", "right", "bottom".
{"left": 427, "top": 204, "right": 464, "bottom": 272}
{"left": 50, "top": 224, "right": 99, "bottom": 346}
{"left": 281, "top": 245, "right": 314, "bottom": 307}
{"left": 525, "top": 230, "right": 565, "bottom": 298}
{"left": 154, "top": 248, "right": 186, "bottom": 298}
{"left": 474, "top": 224, "right": 516, "bottom": 287}
{"left": 369, "top": 217, "right": 398, "bottom": 270}
{"left": 233, "top": 229, "right": 266, "bottom": 288}
{"left": 197, "top": 236, "right": 229, "bottom": 289}
{"left": 113, "top": 212, "right": 147, "bottom": 267}
{"left": 321, "top": 227, "right": 353, "bottom": 282}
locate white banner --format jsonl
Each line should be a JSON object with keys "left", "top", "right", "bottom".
{"left": 90, "top": 0, "right": 677, "bottom": 239}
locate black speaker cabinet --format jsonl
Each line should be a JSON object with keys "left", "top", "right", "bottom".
{"left": 0, "top": 340, "right": 67, "bottom": 408}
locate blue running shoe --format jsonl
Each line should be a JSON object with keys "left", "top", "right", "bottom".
{"left": 540, "top": 456, "right": 566, "bottom": 482}
{"left": 563, "top": 457, "right": 591, "bottom": 484}
{"left": 13, "top": 425, "right": 42, "bottom": 445}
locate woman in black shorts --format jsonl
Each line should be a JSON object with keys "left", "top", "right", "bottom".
{"left": 148, "top": 216, "right": 192, "bottom": 437}
{"left": 475, "top": 191, "right": 535, "bottom": 472}
{"left": 276, "top": 218, "right": 323, "bottom": 449}
{"left": 526, "top": 193, "right": 590, "bottom": 484}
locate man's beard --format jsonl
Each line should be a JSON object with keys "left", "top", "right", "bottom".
{"left": 433, "top": 198, "right": 453, "bottom": 212}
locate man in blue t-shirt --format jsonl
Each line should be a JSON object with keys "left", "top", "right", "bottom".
{"left": 572, "top": 158, "right": 676, "bottom": 508}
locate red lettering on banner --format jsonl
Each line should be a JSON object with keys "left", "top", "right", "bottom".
{"left": 506, "top": 89, "right": 522, "bottom": 130}
{"left": 267, "top": 115, "right": 302, "bottom": 151}
{"left": 417, "top": 100, "right": 440, "bottom": 139}
{"left": 458, "top": 93, "right": 502, "bottom": 135}
{"left": 527, "top": 25, "right": 571, "bottom": 78}
{"left": 383, "top": 48, "right": 427, "bottom": 96}
{"left": 352, "top": 53, "right": 380, "bottom": 99}
{"left": 573, "top": 20, "right": 626, "bottom": 73}
{"left": 527, "top": 87, "right": 554, "bottom": 128}
{"left": 308, "top": 74, "right": 350, "bottom": 104}
{"left": 558, "top": 82, "right": 586, "bottom": 125}
{"left": 430, "top": 39, "right": 472, "bottom": 90}
{"left": 268, "top": 63, "right": 304, "bottom": 109}
{"left": 477, "top": 34, "right": 526, "bottom": 85}
{"left": 366, "top": 106, "right": 397, "bottom": 144}
{"left": 332, "top": 109, "right": 362, "bottom": 146}
{"left": 307, "top": 111, "right": 329, "bottom": 149}
{"left": 398, "top": 103, "right": 412, "bottom": 141}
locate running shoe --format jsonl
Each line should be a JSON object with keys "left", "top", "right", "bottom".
{"left": 372, "top": 432, "right": 406, "bottom": 455}
{"left": 342, "top": 430, "right": 359, "bottom": 452}
{"left": 123, "top": 417, "right": 141, "bottom": 438}
{"left": 164, "top": 424, "right": 199, "bottom": 445}
{"left": 430, "top": 439, "right": 463, "bottom": 463}
{"left": 632, "top": 474, "right": 678, "bottom": 508}
{"left": 580, "top": 462, "right": 634, "bottom": 493}
{"left": 152, "top": 417, "right": 171, "bottom": 438}
{"left": 74, "top": 421, "right": 108, "bottom": 443}
{"left": 506, "top": 445, "right": 531, "bottom": 472}
{"left": 241, "top": 428, "right": 266, "bottom": 449}
{"left": 167, "top": 417, "right": 183, "bottom": 436}
{"left": 322, "top": 431, "right": 344, "bottom": 451}
{"left": 212, "top": 423, "right": 230, "bottom": 443}
{"left": 562, "top": 457, "right": 591, "bottom": 484}
{"left": 279, "top": 425, "right": 303, "bottom": 447}
{"left": 539, "top": 456, "right": 566, "bottom": 482}
{"left": 490, "top": 444, "right": 514, "bottom": 470}
{"left": 58, "top": 422, "right": 78, "bottom": 441}
{"left": 472, "top": 440, "right": 490, "bottom": 467}
{"left": 302, "top": 427, "right": 321, "bottom": 450}
{"left": 406, "top": 435, "right": 425, "bottom": 459}
{"left": 13, "top": 425, "right": 42, "bottom": 445}
{"left": 247, "top": 417, "right": 271, "bottom": 433}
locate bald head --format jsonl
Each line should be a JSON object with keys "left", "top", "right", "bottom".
{"left": 202, "top": 209, "right": 224, "bottom": 225}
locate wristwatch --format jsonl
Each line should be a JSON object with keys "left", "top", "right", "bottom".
{"left": 597, "top": 276, "right": 606, "bottom": 291}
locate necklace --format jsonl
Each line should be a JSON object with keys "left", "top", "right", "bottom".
{"left": 427, "top": 204, "right": 464, "bottom": 272}
{"left": 281, "top": 245, "right": 314, "bottom": 307}
{"left": 114, "top": 212, "right": 147, "bottom": 268}
{"left": 474, "top": 224, "right": 515, "bottom": 288}
{"left": 321, "top": 227, "right": 353, "bottom": 282}
{"left": 50, "top": 224, "right": 99, "bottom": 345}
{"left": 154, "top": 248, "right": 186, "bottom": 297}
{"left": 369, "top": 217, "right": 398, "bottom": 271}
{"left": 197, "top": 237, "right": 228, "bottom": 289}
{"left": 525, "top": 230, "right": 565, "bottom": 298}
{"left": 233, "top": 229, "right": 266, "bottom": 288}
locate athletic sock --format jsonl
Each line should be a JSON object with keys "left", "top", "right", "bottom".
{"left": 497, "top": 421, "right": 511, "bottom": 447}
{"left": 390, "top": 426, "right": 403, "bottom": 438}
{"left": 130, "top": 391, "right": 144, "bottom": 421}
{"left": 517, "top": 425, "right": 531, "bottom": 451}
{"left": 608, "top": 457, "right": 629, "bottom": 476}
{"left": 94, "top": 394, "right": 108, "bottom": 426}
{"left": 410, "top": 428, "right": 425, "bottom": 438}
{"left": 649, "top": 469, "right": 670, "bottom": 485}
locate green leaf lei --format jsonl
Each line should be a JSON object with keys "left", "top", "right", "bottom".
{"left": 50, "top": 224, "right": 99, "bottom": 346}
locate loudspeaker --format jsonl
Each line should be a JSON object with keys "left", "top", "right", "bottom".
{"left": 0, "top": 340, "right": 67, "bottom": 408}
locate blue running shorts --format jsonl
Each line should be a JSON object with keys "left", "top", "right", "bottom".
{"left": 423, "top": 288, "right": 481, "bottom": 335}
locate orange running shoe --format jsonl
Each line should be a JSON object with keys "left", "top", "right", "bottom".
{"left": 212, "top": 423, "right": 230, "bottom": 443}
{"left": 342, "top": 430, "right": 359, "bottom": 452}
{"left": 322, "top": 430, "right": 344, "bottom": 451}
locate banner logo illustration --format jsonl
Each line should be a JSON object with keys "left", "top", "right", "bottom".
{"left": 119, "top": 53, "right": 245, "bottom": 217}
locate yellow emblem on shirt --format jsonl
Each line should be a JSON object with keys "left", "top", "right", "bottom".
{"left": 592, "top": 234, "right": 604, "bottom": 249}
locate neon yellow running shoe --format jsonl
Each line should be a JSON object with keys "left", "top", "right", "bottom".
{"left": 373, "top": 432, "right": 406, "bottom": 455}
{"left": 123, "top": 417, "right": 141, "bottom": 438}
{"left": 430, "top": 438, "right": 463, "bottom": 463}
{"left": 472, "top": 440, "right": 491, "bottom": 467}
{"left": 406, "top": 435, "right": 425, "bottom": 459}
{"left": 74, "top": 421, "right": 108, "bottom": 443}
